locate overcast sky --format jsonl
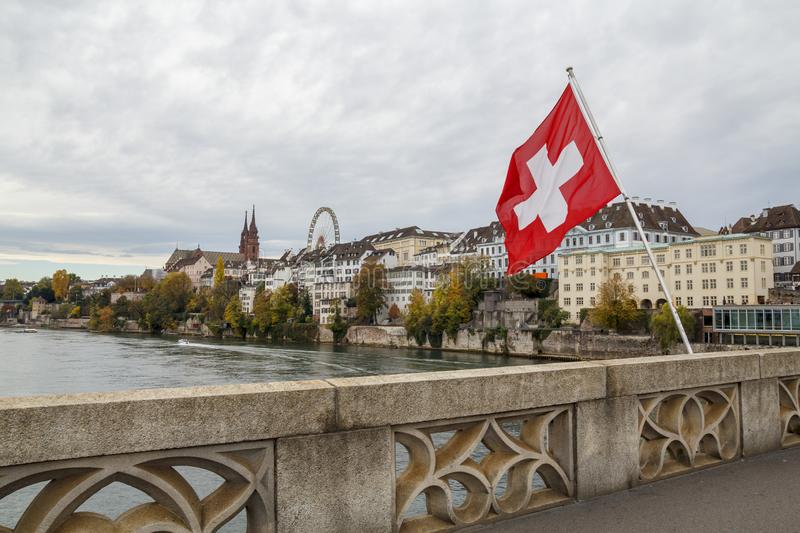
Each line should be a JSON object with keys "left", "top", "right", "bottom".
{"left": 1, "top": 1, "right": 798, "bottom": 281}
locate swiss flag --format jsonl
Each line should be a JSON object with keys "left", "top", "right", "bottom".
{"left": 495, "top": 84, "right": 621, "bottom": 275}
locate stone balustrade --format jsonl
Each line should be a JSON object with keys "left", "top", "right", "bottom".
{"left": 1, "top": 348, "right": 799, "bottom": 532}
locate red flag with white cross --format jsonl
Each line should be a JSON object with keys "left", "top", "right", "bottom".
{"left": 495, "top": 84, "right": 621, "bottom": 275}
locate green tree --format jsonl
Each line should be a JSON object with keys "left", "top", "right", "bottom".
{"left": 355, "top": 260, "right": 387, "bottom": 324}
{"left": 252, "top": 290, "right": 273, "bottom": 337}
{"left": 224, "top": 296, "right": 249, "bottom": 338}
{"left": 52, "top": 269, "right": 70, "bottom": 302}
{"left": 328, "top": 298, "right": 348, "bottom": 343}
{"left": 139, "top": 272, "right": 194, "bottom": 332}
{"left": 2, "top": 279, "right": 24, "bottom": 300}
{"left": 651, "top": 303, "right": 695, "bottom": 354}
{"left": 589, "top": 277, "right": 639, "bottom": 331}
{"left": 539, "top": 299, "right": 570, "bottom": 328}
{"left": 214, "top": 256, "right": 225, "bottom": 288}
{"left": 25, "top": 278, "right": 55, "bottom": 303}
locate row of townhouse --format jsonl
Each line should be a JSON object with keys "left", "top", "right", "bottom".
{"left": 723, "top": 204, "right": 800, "bottom": 287}
{"left": 558, "top": 233, "right": 775, "bottom": 323}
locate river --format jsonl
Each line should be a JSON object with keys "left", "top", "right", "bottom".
{"left": 0, "top": 328, "right": 546, "bottom": 529}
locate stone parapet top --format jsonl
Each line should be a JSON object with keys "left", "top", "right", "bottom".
{"left": 2, "top": 349, "right": 800, "bottom": 467}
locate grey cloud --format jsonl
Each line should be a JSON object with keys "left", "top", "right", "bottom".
{"left": 0, "top": 0, "right": 798, "bottom": 279}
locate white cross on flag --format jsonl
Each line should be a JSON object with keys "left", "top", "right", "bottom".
{"left": 495, "top": 85, "right": 621, "bottom": 275}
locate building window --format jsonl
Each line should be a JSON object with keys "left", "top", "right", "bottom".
{"left": 590, "top": 255, "right": 596, "bottom": 264}
{"left": 687, "top": 297, "right": 694, "bottom": 307}
{"left": 627, "top": 272, "right": 634, "bottom": 280}
{"left": 687, "top": 280, "right": 693, "bottom": 290}
{"left": 741, "top": 278, "right": 748, "bottom": 288}
{"left": 641, "top": 256, "right": 649, "bottom": 266}
{"left": 576, "top": 283, "right": 584, "bottom": 291}
{"left": 741, "top": 295, "right": 748, "bottom": 305}
{"left": 710, "top": 279, "right": 717, "bottom": 289}
{"left": 590, "top": 297, "right": 596, "bottom": 306}
{"left": 675, "top": 265, "right": 681, "bottom": 275}
{"left": 564, "top": 298, "right": 571, "bottom": 306}
{"left": 656, "top": 254, "right": 665, "bottom": 264}
{"left": 740, "top": 260, "right": 748, "bottom": 271}
{"left": 674, "top": 249, "right": 681, "bottom": 259}
{"left": 740, "top": 244, "right": 748, "bottom": 254}
{"left": 642, "top": 270, "right": 649, "bottom": 279}
{"left": 576, "top": 297, "right": 584, "bottom": 306}
{"left": 626, "top": 256, "right": 634, "bottom": 266}
{"left": 686, "top": 264, "right": 693, "bottom": 274}
{"left": 619, "top": 232, "right": 626, "bottom": 241}
{"left": 643, "top": 284, "right": 649, "bottom": 293}
{"left": 590, "top": 282, "right": 596, "bottom": 291}
{"left": 703, "top": 296, "right": 710, "bottom": 306}
{"left": 590, "top": 267, "right": 596, "bottom": 276}
{"left": 675, "top": 280, "right": 681, "bottom": 290}
{"left": 702, "top": 263, "right": 709, "bottom": 273}
{"left": 612, "top": 258, "right": 621, "bottom": 267}
{"left": 701, "top": 244, "right": 716, "bottom": 257}
{"left": 564, "top": 284, "right": 571, "bottom": 292}
{"left": 726, "top": 244, "right": 734, "bottom": 255}
{"left": 686, "top": 249, "right": 693, "bottom": 258}
{"left": 676, "top": 297, "right": 682, "bottom": 306}
{"left": 727, "top": 278, "right": 734, "bottom": 289}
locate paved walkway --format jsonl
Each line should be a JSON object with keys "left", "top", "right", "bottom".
{"left": 477, "top": 446, "right": 800, "bottom": 533}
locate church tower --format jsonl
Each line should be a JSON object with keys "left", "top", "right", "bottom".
{"left": 239, "top": 210, "right": 249, "bottom": 255}
{"left": 240, "top": 205, "right": 260, "bottom": 262}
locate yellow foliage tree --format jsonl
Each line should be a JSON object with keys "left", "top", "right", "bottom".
{"left": 214, "top": 257, "right": 225, "bottom": 288}
{"left": 52, "top": 269, "right": 70, "bottom": 302}
{"left": 589, "top": 277, "right": 639, "bottom": 331}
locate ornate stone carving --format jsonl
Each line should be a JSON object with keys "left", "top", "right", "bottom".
{"left": 638, "top": 385, "right": 739, "bottom": 481}
{"left": 0, "top": 441, "right": 274, "bottom": 533}
{"left": 394, "top": 407, "right": 573, "bottom": 532}
{"left": 779, "top": 377, "right": 800, "bottom": 447}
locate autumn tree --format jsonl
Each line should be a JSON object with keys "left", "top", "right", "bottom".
{"left": 2, "top": 279, "right": 24, "bottom": 300}
{"left": 388, "top": 303, "right": 401, "bottom": 321}
{"left": 88, "top": 306, "right": 116, "bottom": 332}
{"left": 52, "top": 269, "right": 70, "bottom": 302}
{"left": 214, "top": 256, "right": 225, "bottom": 288}
{"left": 651, "top": 303, "right": 695, "bottom": 354}
{"left": 404, "top": 289, "right": 431, "bottom": 345}
{"left": 589, "top": 278, "right": 639, "bottom": 331}
{"left": 355, "top": 260, "right": 387, "bottom": 324}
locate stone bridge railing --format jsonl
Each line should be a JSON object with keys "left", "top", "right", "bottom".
{"left": 2, "top": 348, "right": 800, "bottom": 532}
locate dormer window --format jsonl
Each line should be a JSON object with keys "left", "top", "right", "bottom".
{"left": 605, "top": 222, "right": 612, "bottom": 229}
{"left": 601, "top": 214, "right": 608, "bottom": 221}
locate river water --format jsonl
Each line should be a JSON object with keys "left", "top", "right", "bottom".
{"left": 0, "top": 328, "right": 545, "bottom": 529}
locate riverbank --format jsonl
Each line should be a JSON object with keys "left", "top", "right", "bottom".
{"left": 344, "top": 325, "right": 757, "bottom": 359}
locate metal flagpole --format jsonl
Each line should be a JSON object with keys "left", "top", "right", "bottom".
{"left": 565, "top": 66, "right": 693, "bottom": 354}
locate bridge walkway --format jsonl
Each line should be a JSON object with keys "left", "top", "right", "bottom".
{"left": 477, "top": 446, "right": 800, "bottom": 533}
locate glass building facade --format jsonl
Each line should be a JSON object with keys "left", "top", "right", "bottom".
{"left": 712, "top": 305, "right": 800, "bottom": 346}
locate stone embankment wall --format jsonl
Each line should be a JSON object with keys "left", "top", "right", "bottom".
{"left": 2, "top": 348, "right": 800, "bottom": 531}
{"left": 345, "top": 325, "right": 722, "bottom": 359}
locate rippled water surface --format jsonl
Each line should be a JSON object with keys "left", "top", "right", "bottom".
{"left": 0, "top": 328, "right": 546, "bottom": 530}
{"left": 0, "top": 328, "right": 540, "bottom": 397}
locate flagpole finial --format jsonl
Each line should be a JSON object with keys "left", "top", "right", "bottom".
{"left": 566, "top": 66, "right": 573, "bottom": 73}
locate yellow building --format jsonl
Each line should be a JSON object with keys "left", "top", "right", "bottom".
{"left": 558, "top": 234, "right": 774, "bottom": 322}
{"left": 361, "top": 226, "right": 458, "bottom": 266}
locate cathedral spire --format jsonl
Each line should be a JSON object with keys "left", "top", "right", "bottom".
{"left": 249, "top": 204, "right": 257, "bottom": 233}
{"left": 242, "top": 210, "right": 249, "bottom": 234}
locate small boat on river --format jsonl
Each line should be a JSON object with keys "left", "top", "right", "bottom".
{"left": 177, "top": 339, "right": 190, "bottom": 346}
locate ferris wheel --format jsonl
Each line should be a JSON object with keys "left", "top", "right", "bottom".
{"left": 307, "top": 207, "right": 341, "bottom": 250}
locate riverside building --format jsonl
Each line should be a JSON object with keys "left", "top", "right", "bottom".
{"left": 558, "top": 233, "right": 774, "bottom": 323}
